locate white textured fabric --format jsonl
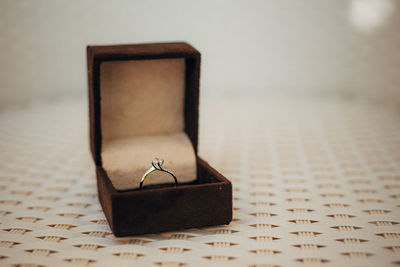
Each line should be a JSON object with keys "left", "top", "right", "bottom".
{"left": 0, "top": 95, "right": 399, "bottom": 266}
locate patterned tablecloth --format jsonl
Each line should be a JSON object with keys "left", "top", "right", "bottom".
{"left": 0, "top": 95, "right": 399, "bottom": 266}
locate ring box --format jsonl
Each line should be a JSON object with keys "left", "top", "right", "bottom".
{"left": 87, "top": 42, "right": 232, "bottom": 236}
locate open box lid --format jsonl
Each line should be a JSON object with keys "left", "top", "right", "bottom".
{"left": 87, "top": 42, "right": 200, "bottom": 168}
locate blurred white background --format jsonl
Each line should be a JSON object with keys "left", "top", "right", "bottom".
{"left": 0, "top": 0, "right": 399, "bottom": 109}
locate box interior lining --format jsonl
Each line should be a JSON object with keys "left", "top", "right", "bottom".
{"left": 100, "top": 58, "right": 197, "bottom": 190}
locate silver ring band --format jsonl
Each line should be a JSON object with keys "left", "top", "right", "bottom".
{"left": 140, "top": 158, "right": 178, "bottom": 189}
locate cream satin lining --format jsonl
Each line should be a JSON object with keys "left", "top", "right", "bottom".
{"left": 100, "top": 58, "right": 196, "bottom": 190}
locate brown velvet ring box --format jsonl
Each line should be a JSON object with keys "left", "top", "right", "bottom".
{"left": 87, "top": 42, "right": 232, "bottom": 237}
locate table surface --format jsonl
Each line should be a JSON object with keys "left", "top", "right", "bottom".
{"left": 0, "top": 95, "right": 399, "bottom": 267}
